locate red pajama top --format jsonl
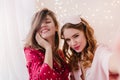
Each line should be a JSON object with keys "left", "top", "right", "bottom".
{"left": 24, "top": 47, "right": 70, "bottom": 80}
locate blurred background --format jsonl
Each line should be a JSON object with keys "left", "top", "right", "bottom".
{"left": 0, "top": 0, "right": 120, "bottom": 80}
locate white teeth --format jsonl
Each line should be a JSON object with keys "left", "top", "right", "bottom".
{"left": 41, "top": 30, "right": 48, "bottom": 33}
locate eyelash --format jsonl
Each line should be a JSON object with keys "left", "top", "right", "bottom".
{"left": 65, "top": 39, "right": 70, "bottom": 42}
{"left": 65, "top": 35, "right": 79, "bottom": 42}
{"left": 46, "top": 21, "right": 51, "bottom": 23}
{"left": 74, "top": 35, "right": 79, "bottom": 38}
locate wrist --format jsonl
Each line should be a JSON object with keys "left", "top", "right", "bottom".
{"left": 45, "top": 45, "right": 52, "bottom": 50}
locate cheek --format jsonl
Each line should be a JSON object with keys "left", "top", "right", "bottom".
{"left": 37, "top": 29, "right": 41, "bottom": 35}
{"left": 81, "top": 37, "right": 87, "bottom": 47}
{"left": 67, "top": 42, "right": 73, "bottom": 49}
{"left": 67, "top": 42, "right": 71, "bottom": 47}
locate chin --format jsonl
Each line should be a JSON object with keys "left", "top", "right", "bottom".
{"left": 75, "top": 49, "right": 82, "bottom": 53}
{"left": 76, "top": 51, "right": 81, "bottom": 53}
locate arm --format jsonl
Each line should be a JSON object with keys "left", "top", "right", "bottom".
{"left": 24, "top": 47, "right": 57, "bottom": 80}
{"left": 36, "top": 33, "right": 53, "bottom": 69}
{"left": 44, "top": 46, "right": 53, "bottom": 69}
{"left": 109, "top": 35, "right": 120, "bottom": 79}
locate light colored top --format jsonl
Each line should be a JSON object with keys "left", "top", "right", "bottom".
{"left": 73, "top": 44, "right": 112, "bottom": 80}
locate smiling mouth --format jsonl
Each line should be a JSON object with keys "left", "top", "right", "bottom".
{"left": 74, "top": 46, "right": 80, "bottom": 50}
{"left": 41, "top": 29, "right": 49, "bottom": 34}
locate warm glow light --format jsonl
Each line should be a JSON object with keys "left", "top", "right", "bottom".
{"left": 36, "top": 0, "right": 120, "bottom": 46}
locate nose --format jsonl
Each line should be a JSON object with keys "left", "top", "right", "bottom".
{"left": 41, "top": 22, "right": 47, "bottom": 28}
{"left": 70, "top": 39, "right": 77, "bottom": 47}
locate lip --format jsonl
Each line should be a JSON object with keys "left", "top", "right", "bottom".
{"left": 74, "top": 46, "right": 80, "bottom": 50}
{"left": 40, "top": 28, "right": 49, "bottom": 34}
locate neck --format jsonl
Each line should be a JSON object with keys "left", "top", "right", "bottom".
{"left": 46, "top": 36, "right": 55, "bottom": 51}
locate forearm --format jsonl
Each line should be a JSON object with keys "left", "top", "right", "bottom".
{"left": 44, "top": 46, "right": 53, "bottom": 69}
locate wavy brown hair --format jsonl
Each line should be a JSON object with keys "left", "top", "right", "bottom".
{"left": 25, "top": 8, "right": 63, "bottom": 67}
{"left": 61, "top": 18, "right": 97, "bottom": 71}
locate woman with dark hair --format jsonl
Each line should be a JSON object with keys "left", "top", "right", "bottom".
{"left": 61, "top": 15, "right": 120, "bottom": 80}
{"left": 24, "top": 8, "right": 70, "bottom": 80}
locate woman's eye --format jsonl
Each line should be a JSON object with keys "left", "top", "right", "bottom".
{"left": 74, "top": 35, "right": 79, "bottom": 38}
{"left": 46, "top": 21, "right": 51, "bottom": 23}
{"left": 65, "top": 39, "right": 70, "bottom": 42}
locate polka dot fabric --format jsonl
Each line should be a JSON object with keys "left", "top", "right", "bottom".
{"left": 24, "top": 47, "right": 70, "bottom": 80}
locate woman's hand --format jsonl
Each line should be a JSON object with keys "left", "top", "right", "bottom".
{"left": 109, "top": 53, "right": 120, "bottom": 80}
{"left": 68, "top": 72, "right": 75, "bottom": 80}
{"left": 36, "top": 32, "right": 53, "bottom": 68}
{"left": 35, "top": 33, "right": 51, "bottom": 49}
{"left": 109, "top": 34, "right": 120, "bottom": 80}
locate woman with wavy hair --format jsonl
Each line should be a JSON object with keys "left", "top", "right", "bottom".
{"left": 24, "top": 8, "right": 70, "bottom": 80}
{"left": 61, "top": 15, "right": 120, "bottom": 80}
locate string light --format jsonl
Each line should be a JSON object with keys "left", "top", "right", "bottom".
{"left": 36, "top": 0, "right": 120, "bottom": 45}
{"left": 41, "top": 2, "right": 44, "bottom": 6}
{"left": 95, "top": 9, "right": 99, "bottom": 12}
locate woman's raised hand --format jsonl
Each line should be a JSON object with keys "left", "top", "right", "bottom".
{"left": 35, "top": 33, "right": 51, "bottom": 49}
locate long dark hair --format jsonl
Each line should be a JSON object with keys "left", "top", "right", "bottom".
{"left": 25, "top": 8, "right": 63, "bottom": 67}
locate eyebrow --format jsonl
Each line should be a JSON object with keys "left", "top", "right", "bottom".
{"left": 65, "top": 33, "right": 79, "bottom": 40}
{"left": 72, "top": 33, "right": 79, "bottom": 37}
{"left": 44, "top": 18, "right": 49, "bottom": 20}
{"left": 45, "top": 17, "right": 51, "bottom": 20}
